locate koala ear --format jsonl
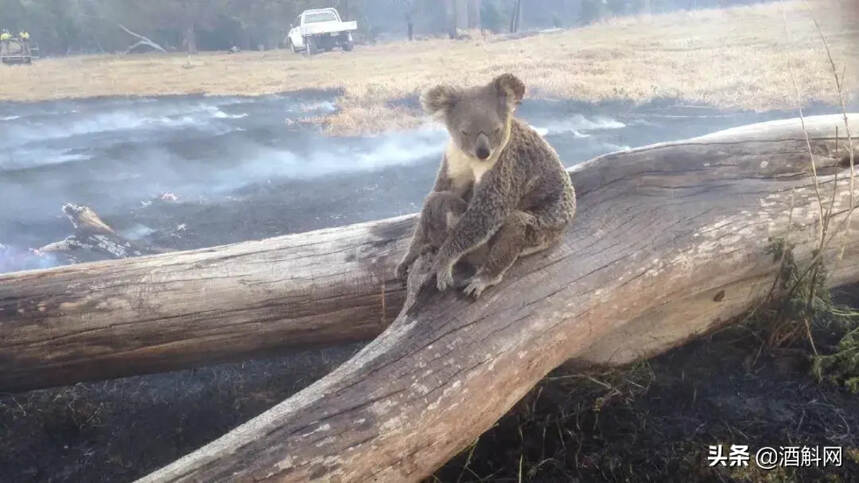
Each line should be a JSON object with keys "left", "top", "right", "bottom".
{"left": 493, "top": 73, "right": 525, "bottom": 107}
{"left": 421, "top": 85, "right": 459, "bottom": 116}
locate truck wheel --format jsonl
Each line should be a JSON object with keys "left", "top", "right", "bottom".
{"left": 343, "top": 40, "right": 353, "bottom": 52}
{"left": 304, "top": 37, "right": 315, "bottom": 56}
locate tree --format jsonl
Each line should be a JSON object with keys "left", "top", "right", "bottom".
{"left": 393, "top": 0, "right": 417, "bottom": 40}
{"left": 509, "top": 0, "right": 522, "bottom": 32}
{"left": 445, "top": 0, "right": 457, "bottom": 38}
{"left": 467, "top": 0, "right": 481, "bottom": 29}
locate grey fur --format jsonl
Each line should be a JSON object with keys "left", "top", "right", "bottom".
{"left": 397, "top": 73, "right": 576, "bottom": 299}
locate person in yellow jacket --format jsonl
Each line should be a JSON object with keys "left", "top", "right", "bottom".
{"left": 19, "top": 32, "right": 29, "bottom": 40}
{"left": 0, "top": 30, "right": 12, "bottom": 41}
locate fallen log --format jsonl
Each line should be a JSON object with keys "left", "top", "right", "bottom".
{"left": 136, "top": 114, "right": 857, "bottom": 482}
{"left": 0, "top": 115, "right": 856, "bottom": 400}
{"left": 0, "top": 215, "right": 407, "bottom": 392}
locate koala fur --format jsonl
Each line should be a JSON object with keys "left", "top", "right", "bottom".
{"left": 396, "top": 73, "right": 576, "bottom": 299}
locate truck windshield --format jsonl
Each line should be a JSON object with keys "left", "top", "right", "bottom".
{"left": 304, "top": 12, "right": 337, "bottom": 23}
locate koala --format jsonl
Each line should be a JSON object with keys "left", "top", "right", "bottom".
{"left": 396, "top": 73, "right": 576, "bottom": 299}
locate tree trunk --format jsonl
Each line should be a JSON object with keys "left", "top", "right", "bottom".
{"left": 1, "top": 115, "right": 856, "bottom": 476}
{"left": 456, "top": 0, "right": 469, "bottom": 30}
{"left": 183, "top": 24, "right": 197, "bottom": 54}
{"left": 510, "top": 0, "right": 522, "bottom": 33}
{"left": 135, "top": 114, "right": 858, "bottom": 482}
{"left": 468, "top": 0, "right": 482, "bottom": 29}
{"left": 446, "top": 0, "right": 458, "bottom": 39}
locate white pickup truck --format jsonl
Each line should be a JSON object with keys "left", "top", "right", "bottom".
{"left": 286, "top": 8, "right": 356, "bottom": 55}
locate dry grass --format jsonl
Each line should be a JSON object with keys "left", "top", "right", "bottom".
{"left": 2, "top": 0, "right": 857, "bottom": 134}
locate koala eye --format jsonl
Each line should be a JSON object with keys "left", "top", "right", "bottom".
{"left": 493, "top": 127, "right": 502, "bottom": 135}
{"left": 460, "top": 130, "right": 470, "bottom": 137}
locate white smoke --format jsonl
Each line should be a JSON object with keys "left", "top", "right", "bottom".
{"left": 532, "top": 114, "right": 626, "bottom": 136}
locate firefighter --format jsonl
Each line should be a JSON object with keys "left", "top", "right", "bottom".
{"left": 0, "top": 30, "right": 11, "bottom": 42}
{"left": 19, "top": 31, "right": 30, "bottom": 55}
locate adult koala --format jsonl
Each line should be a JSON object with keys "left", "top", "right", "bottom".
{"left": 396, "top": 74, "right": 576, "bottom": 299}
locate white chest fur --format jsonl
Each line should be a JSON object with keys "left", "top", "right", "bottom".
{"left": 445, "top": 142, "right": 496, "bottom": 189}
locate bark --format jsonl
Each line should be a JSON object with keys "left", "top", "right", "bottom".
{"left": 133, "top": 114, "right": 858, "bottom": 482}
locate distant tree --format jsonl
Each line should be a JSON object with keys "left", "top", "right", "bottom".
{"left": 392, "top": 0, "right": 417, "bottom": 40}
{"left": 480, "top": 0, "right": 506, "bottom": 32}
{"left": 580, "top": 0, "right": 605, "bottom": 24}
{"left": 467, "top": 0, "right": 481, "bottom": 29}
{"left": 606, "top": 0, "right": 628, "bottom": 15}
{"left": 445, "top": 0, "right": 457, "bottom": 38}
{"left": 509, "top": 0, "right": 521, "bottom": 33}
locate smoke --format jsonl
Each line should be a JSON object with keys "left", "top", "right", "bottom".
{"left": 531, "top": 114, "right": 626, "bottom": 137}
{"left": 0, "top": 243, "right": 62, "bottom": 273}
{"left": 208, "top": 126, "right": 446, "bottom": 192}
{"left": 117, "top": 223, "right": 157, "bottom": 241}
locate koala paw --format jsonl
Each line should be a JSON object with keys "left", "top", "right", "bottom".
{"left": 435, "top": 263, "right": 455, "bottom": 292}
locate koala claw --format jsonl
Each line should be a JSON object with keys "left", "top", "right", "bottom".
{"left": 462, "top": 273, "right": 500, "bottom": 299}
{"left": 462, "top": 279, "right": 486, "bottom": 298}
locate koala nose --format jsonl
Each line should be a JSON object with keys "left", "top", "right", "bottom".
{"left": 476, "top": 133, "right": 491, "bottom": 160}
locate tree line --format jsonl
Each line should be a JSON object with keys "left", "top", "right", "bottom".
{"left": 0, "top": 0, "right": 769, "bottom": 55}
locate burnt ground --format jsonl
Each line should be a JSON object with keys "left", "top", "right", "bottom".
{"left": 0, "top": 94, "right": 857, "bottom": 481}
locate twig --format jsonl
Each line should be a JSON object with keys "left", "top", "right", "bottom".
{"left": 804, "top": 3, "right": 855, "bottom": 271}
{"left": 780, "top": 3, "right": 825, "bottom": 243}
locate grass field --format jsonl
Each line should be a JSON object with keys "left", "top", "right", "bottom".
{"left": 2, "top": 0, "right": 857, "bottom": 134}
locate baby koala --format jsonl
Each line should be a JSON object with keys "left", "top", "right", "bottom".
{"left": 396, "top": 73, "right": 576, "bottom": 299}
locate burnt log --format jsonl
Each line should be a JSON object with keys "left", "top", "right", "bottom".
{"left": 36, "top": 203, "right": 156, "bottom": 264}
